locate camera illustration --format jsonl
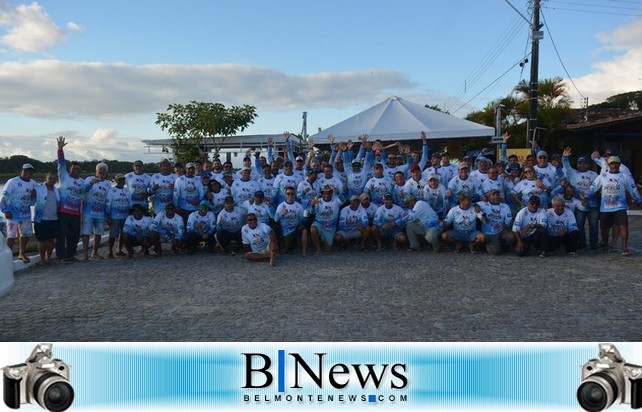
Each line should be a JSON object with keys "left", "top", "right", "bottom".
{"left": 577, "top": 343, "right": 642, "bottom": 411}
{"left": 3, "top": 344, "right": 74, "bottom": 412}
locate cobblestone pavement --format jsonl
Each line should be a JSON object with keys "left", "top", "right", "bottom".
{"left": 1, "top": 217, "right": 641, "bottom": 342}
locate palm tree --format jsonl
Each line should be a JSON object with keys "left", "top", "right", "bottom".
{"left": 513, "top": 77, "right": 573, "bottom": 150}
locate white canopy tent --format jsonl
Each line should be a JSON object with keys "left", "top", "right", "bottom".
{"left": 309, "top": 96, "right": 494, "bottom": 142}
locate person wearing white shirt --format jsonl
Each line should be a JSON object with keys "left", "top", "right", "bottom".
{"left": 241, "top": 213, "right": 278, "bottom": 266}
{"left": 440, "top": 193, "right": 485, "bottom": 253}
{"left": 335, "top": 195, "right": 370, "bottom": 251}
{"left": 512, "top": 196, "right": 549, "bottom": 257}
{"left": 546, "top": 196, "right": 580, "bottom": 256}
{"left": 122, "top": 204, "right": 153, "bottom": 258}
{"left": 475, "top": 189, "right": 514, "bottom": 255}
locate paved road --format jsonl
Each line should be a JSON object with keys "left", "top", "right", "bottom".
{"left": 1, "top": 218, "right": 641, "bottom": 341}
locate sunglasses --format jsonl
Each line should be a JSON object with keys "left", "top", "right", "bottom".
{"left": 247, "top": 218, "right": 257, "bottom": 221}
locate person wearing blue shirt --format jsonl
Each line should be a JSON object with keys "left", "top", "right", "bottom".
{"left": 106, "top": 174, "right": 132, "bottom": 258}
{"left": 0, "top": 163, "right": 37, "bottom": 262}
{"left": 82, "top": 162, "right": 111, "bottom": 261}
{"left": 373, "top": 193, "right": 406, "bottom": 251}
{"left": 475, "top": 189, "right": 515, "bottom": 255}
{"left": 562, "top": 147, "right": 599, "bottom": 250}
{"left": 335, "top": 195, "right": 370, "bottom": 251}
{"left": 310, "top": 185, "right": 342, "bottom": 255}
{"left": 185, "top": 201, "right": 217, "bottom": 254}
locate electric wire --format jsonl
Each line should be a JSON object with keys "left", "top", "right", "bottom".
{"left": 542, "top": 5, "right": 642, "bottom": 16}
{"left": 442, "top": 7, "right": 528, "bottom": 112}
{"left": 443, "top": 18, "right": 522, "bottom": 109}
{"left": 547, "top": 0, "right": 642, "bottom": 10}
{"left": 540, "top": 9, "right": 586, "bottom": 99}
{"left": 451, "top": 56, "right": 531, "bottom": 115}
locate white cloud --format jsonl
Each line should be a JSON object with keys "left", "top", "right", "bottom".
{"left": 0, "top": 129, "right": 145, "bottom": 162}
{"left": 0, "top": 60, "right": 415, "bottom": 117}
{"left": 568, "top": 19, "right": 642, "bottom": 106}
{"left": 0, "top": 2, "right": 71, "bottom": 53}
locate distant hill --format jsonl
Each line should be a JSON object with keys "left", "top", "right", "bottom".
{"left": 0, "top": 155, "right": 159, "bottom": 175}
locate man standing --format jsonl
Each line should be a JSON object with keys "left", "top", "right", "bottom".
{"left": 173, "top": 162, "right": 205, "bottom": 224}
{"left": 583, "top": 155, "right": 642, "bottom": 256}
{"left": 106, "top": 174, "right": 132, "bottom": 258}
{"left": 1, "top": 164, "right": 37, "bottom": 262}
{"left": 33, "top": 171, "right": 59, "bottom": 265}
{"left": 82, "top": 162, "right": 111, "bottom": 260}
{"left": 55, "top": 136, "right": 85, "bottom": 262}
{"left": 125, "top": 160, "right": 151, "bottom": 213}
{"left": 150, "top": 158, "right": 176, "bottom": 216}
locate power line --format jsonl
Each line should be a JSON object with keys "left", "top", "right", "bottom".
{"left": 606, "top": 0, "right": 642, "bottom": 4}
{"left": 548, "top": 0, "right": 642, "bottom": 10}
{"left": 452, "top": 56, "right": 530, "bottom": 115}
{"left": 443, "top": 11, "right": 527, "bottom": 111}
{"left": 540, "top": 9, "right": 586, "bottom": 99}
{"left": 542, "top": 5, "right": 642, "bottom": 16}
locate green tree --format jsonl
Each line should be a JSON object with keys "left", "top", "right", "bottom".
{"left": 424, "top": 104, "right": 450, "bottom": 114}
{"left": 466, "top": 95, "right": 525, "bottom": 147}
{"left": 513, "top": 76, "right": 573, "bottom": 151}
{"left": 155, "top": 101, "right": 258, "bottom": 163}
{"left": 592, "top": 91, "right": 642, "bottom": 110}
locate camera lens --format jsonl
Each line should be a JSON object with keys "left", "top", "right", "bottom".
{"left": 43, "top": 382, "right": 73, "bottom": 412}
{"left": 578, "top": 382, "right": 608, "bottom": 411}
{"left": 33, "top": 372, "right": 74, "bottom": 412}
{"left": 577, "top": 373, "right": 618, "bottom": 412}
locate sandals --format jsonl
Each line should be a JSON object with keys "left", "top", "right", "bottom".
{"left": 18, "top": 255, "right": 30, "bottom": 263}
{"left": 622, "top": 250, "right": 631, "bottom": 256}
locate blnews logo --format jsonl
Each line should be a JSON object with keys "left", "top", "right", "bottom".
{"left": 242, "top": 350, "right": 409, "bottom": 404}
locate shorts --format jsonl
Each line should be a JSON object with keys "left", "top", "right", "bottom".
{"left": 34, "top": 220, "right": 58, "bottom": 241}
{"left": 109, "top": 219, "right": 126, "bottom": 239}
{"left": 158, "top": 232, "right": 180, "bottom": 244}
{"left": 311, "top": 222, "right": 336, "bottom": 245}
{"left": 123, "top": 234, "right": 147, "bottom": 247}
{"left": 600, "top": 210, "right": 628, "bottom": 230}
{"left": 335, "top": 230, "right": 362, "bottom": 240}
{"left": 81, "top": 217, "right": 105, "bottom": 236}
{"left": 380, "top": 227, "right": 403, "bottom": 239}
{"left": 447, "top": 229, "right": 481, "bottom": 243}
{"left": 7, "top": 220, "right": 33, "bottom": 239}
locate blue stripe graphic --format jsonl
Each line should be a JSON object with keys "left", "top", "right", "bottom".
{"left": 278, "top": 349, "right": 285, "bottom": 393}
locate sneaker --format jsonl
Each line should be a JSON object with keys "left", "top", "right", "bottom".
{"left": 539, "top": 251, "right": 548, "bottom": 258}
{"left": 569, "top": 252, "right": 576, "bottom": 256}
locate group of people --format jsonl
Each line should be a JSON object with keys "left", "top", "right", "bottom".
{"left": 1, "top": 132, "right": 641, "bottom": 267}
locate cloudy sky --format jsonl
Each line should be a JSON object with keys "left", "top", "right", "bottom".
{"left": 0, "top": 0, "right": 641, "bottom": 163}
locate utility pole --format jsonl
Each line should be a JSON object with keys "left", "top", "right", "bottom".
{"left": 528, "top": 0, "right": 544, "bottom": 145}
